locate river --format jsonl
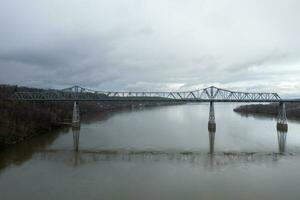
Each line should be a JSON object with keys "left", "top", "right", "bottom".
{"left": 1, "top": 103, "right": 300, "bottom": 200}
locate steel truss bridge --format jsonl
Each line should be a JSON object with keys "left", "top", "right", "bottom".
{"left": 11, "top": 85, "right": 294, "bottom": 102}
{"left": 11, "top": 85, "right": 297, "bottom": 134}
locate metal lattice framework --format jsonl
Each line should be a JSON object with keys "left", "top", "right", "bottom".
{"left": 11, "top": 85, "right": 285, "bottom": 102}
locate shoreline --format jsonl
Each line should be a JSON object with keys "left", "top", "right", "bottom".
{"left": 233, "top": 102, "right": 300, "bottom": 120}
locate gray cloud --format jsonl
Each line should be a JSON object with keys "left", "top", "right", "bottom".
{"left": 0, "top": 0, "right": 300, "bottom": 97}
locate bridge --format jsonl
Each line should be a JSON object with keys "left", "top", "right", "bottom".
{"left": 11, "top": 85, "right": 297, "bottom": 134}
{"left": 12, "top": 85, "right": 284, "bottom": 102}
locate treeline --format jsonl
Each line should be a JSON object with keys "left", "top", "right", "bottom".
{"left": 0, "top": 85, "right": 73, "bottom": 145}
{"left": 233, "top": 102, "right": 300, "bottom": 118}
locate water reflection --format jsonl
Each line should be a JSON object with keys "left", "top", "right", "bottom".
{"left": 205, "top": 123, "right": 289, "bottom": 168}
{"left": 0, "top": 128, "right": 69, "bottom": 173}
{"left": 25, "top": 125, "right": 292, "bottom": 169}
{"left": 3, "top": 104, "right": 300, "bottom": 200}
{"left": 38, "top": 124, "right": 287, "bottom": 168}
{"left": 235, "top": 111, "right": 276, "bottom": 120}
{"left": 72, "top": 127, "right": 80, "bottom": 152}
{"left": 72, "top": 152, "right": 80, "bottom": 167}
{"left": 277, "top": 129, "right": 287, "bottom": 153}
{"left": 1, "top": 104, "right": 296, "bottom": 173}
{"left": 208, "top": 126, "right": 216, "bottom": 169}
{"left": 208, "top": 129, "right": 215, "bottom": 154}
{"left": 34, "top": 149, "right": 289, "bottom": 169}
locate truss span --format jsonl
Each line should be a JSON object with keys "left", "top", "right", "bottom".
{"left": 10, "top": 85, "right": 285, "bottom": 102}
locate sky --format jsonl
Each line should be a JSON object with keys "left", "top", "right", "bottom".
{"left": 0, "top": 0, "right": 300, "bottom": 97}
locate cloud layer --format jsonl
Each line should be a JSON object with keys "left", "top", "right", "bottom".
{"left": 0, "top": 0, "right": 300, "bottom": 97}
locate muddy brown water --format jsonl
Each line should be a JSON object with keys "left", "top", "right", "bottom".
{"left": 1, "top": 103, "right": 300, "bottom": 200}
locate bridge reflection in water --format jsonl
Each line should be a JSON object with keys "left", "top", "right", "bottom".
{"left": 208, "top": 124, "right": 216, "bottom": 169}
{"left": 277, "top": 129, "right": 287, "bottom": 153}
{"left": 206, "top": 127, "right": 288, "bottom": 155}
{"left": 69, "top": 122, "right": 288, "bottom": 168}
{"left": 72, "top": 127, "right": 80, "bottom": 152}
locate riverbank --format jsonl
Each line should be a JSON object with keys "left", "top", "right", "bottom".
{"left": 233, "top": 102, "right": 300, "bottom": 119}
{"left": 0, "top": 85, "right": 183, "bottom": 147}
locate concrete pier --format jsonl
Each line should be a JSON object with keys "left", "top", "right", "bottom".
{"left": 72, "top": 101, "right": 80, "bottom": 128}
{"left": 208, "top": 101, "right": 216, "bottom": 132}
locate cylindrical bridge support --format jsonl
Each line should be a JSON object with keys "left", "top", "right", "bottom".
{"left": 208, "top": 101, "right": 216, "bottom": 132}
{"left": 277, "top": 102, "right": 288, "bottom": 131}
{"left": 72, "top": 101, "right": 80, "bottom": 128}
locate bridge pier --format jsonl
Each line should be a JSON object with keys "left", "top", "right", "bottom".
{"left": 208, "top": 101, "right": 216, "bottom": 132}
{"left": 72, "top": 101, "right": 80, "bottom": 128}
{"left": 277, "top": 102, "right": 288, "bottom": 131}
{"left": 72, "top": 127, "right": 80, "bottom": 152}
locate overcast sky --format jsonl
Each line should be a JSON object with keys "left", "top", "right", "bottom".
{"left": 0, "top": 0, "right": 300, "bottom": 97}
